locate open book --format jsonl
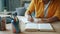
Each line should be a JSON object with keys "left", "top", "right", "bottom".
{"left": 25, "top": 23, "right": 54, "bottom": 32}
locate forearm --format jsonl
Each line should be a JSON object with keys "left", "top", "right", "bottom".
{"left": 41, "top": 16, "right": 59, "bottom": 23}
{"left": 25, "top": 0, "right": 35, "bottom": 16}
{"left": 47, "top": 16, "right": 59, "bottom": 22}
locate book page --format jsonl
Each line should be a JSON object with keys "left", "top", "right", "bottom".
{"left": 20, "top": 17, "right": 28, "bottom": 22}
{"left": 25, "top": 23, "right": 38, "bottom": 29}
{"left": 17, "top": 16, "right": 30, "bottom": 23}
{"left": 38, "top": 23, "right": 54, "bottom": 31}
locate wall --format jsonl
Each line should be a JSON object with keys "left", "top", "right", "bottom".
{"left": 20, "top": 0, "right": 31, "bottom": 7}
{"left": 0, "top": 0, "right": 4, "bottom": 12}
{"left": 8, "top": 0, "right": 20, "bottom": 11}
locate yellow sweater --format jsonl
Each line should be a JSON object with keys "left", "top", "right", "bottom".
{"left": 25, "top": 0, "right": 60, "bottom": 20}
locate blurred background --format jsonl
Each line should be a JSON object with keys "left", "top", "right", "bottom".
{"left": 0, "top": 0, "right": 31, "bottom": 15}
{"left": 0, "top": 0, "right": 32, "bottom": 24}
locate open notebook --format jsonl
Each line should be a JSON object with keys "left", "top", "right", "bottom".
{"left": 25, "top": 23, "right": 54, "bottom": 32}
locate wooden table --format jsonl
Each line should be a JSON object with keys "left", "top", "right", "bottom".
{"left": 0, "top": 16, "right": 60, "bottom": 34}
{"left": 18, "top": 16, "right": 60, "bottom": 34}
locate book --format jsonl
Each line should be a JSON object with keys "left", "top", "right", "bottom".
{"left": 25, "top": 23, "right": 54, "bottom": 32}
{"left": 18, "top": 17, "right": 30, "bottom": 24}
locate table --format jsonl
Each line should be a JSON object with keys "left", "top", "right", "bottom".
{"left": 0, "top": 16, "right": 60, "bottom": 34}
{"left": 17, "top": 16, "right": 60, "bottom": 34}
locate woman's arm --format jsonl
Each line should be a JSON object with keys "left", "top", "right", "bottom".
{"left": 25, "top": 0, "right": 35, "bottom": 16}
{"left": 40, "top": 16, "right": 59, "bottom": 23}
{"left": 25, "top": 0, "right": 35, "bottom": 22}
{"left": 41, "top": 3, "right": 60, "bottom": 23}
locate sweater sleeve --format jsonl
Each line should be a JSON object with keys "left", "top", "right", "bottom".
{"left": 25, "top": 0, "right": 35, "bottom": 15}
{"left": 54, "top": 5, "right": 60, "bottom": 20}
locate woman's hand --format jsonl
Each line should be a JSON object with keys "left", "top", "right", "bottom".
{"left": 25, "top": 15, "right": 34, "bottom": 22}
{"left": 39, "top": 16, "right": 59, "bottom": 23}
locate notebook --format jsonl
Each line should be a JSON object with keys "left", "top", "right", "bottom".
{"left": 17, "top": 16, "right": 30, "bottom": 24}
{"left": 25, "top": 23, "right": 54, "bottom": 32}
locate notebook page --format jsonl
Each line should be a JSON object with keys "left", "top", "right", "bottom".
{"left": 17, "top": 16, "right": 30, "bottom": 23}
{"left": 38, "top": 23, "right": 53, "bottom": 31}
{"left": 25, "top": 23, "right": 38, "bottom": 29}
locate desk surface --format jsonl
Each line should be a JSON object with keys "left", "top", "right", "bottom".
{"left": 17, "top": 21, "right": 60, "bottom": 34}
{"left": 21, "top": 22, "right": 60, "bottom": 34}
{"left": 18, "top": 16, "right": 60, "bottom": 34}
{"left": 0, "top": 16, "right": 60, "bottom": 34}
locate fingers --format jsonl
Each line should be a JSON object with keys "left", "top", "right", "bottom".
{"left": 28, "top": 17, "right": 34, "bottom": 22}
